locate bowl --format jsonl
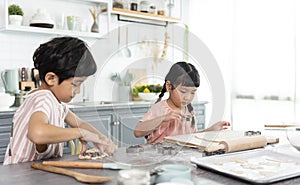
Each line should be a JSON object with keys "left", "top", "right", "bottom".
{"left": 286, "top": 127, "right": 300, "bottom": 151}
{"left": 138, "top": 92, "right": 159, "bottom": 101}
{"left": 155, "top": 164, "right": 191, "bottom": 183}
{"left": 0, "top": 93, "right": 15, "bottom": 108}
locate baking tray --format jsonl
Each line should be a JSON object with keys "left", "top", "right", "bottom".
{"left": 191, "top": 149, "right": 300, "bottom": 184}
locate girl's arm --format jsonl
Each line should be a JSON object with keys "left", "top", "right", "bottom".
{"left": 134, "top": 110, "right": 183, "bottom": 137}
{"left": 200, "top": 121, "right": 231, "bottom": 132}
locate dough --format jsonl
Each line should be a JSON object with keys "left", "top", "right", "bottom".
{"left": 78, "top": 148, "right": 108, "bottom": 160}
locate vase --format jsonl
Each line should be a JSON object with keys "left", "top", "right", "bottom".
{"left": 91, "top": 20, "right": 99, "bottom": 33}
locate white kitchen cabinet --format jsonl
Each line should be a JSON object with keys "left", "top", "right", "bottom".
{"left": 71, "top": 104, "right": 151, "bottom": 148}
{"left": 0, "top": 111, "right": 14, "bottom": 163}
{"left": 0, "top": 0, "right": 112, "bottom": 39}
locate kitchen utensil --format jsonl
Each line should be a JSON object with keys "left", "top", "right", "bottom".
{"left": 164, "top": 130, "right": 279, "bottom": 153}
{"left": 42, "top": 161, "right": 132, "bottom": 170}
{"left": 1, "top": 69, "right": 19, "bottom": 94}
{"left": 126, "top": 145, "right": 144, "bottom": 153}
{"left": 191, "top": 149, "right": 300, "bottom": 184}
{"left": 31, "top": 163, "right": 112, "bottom": 183}
{"left": 122, "top": 27, "right": 131, "bottom": 58}
{"left": 265, "top": 124, "right": 300, "bottom": 128}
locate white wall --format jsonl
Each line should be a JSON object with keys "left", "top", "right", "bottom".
{"left": 188, "top": 0, "right": 298, "bottom": 130}
{"left": 188, "top": 0, "right": 234, "bottom": 125}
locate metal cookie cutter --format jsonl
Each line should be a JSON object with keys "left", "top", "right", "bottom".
{"left": 126, "top": 144, "right": 144, "bottom": 153}
{"left": 161, "top": 146, "right": 177, "bottom": 155}
{"left": 244, "top": 130, "right": 261, "bottom": 136}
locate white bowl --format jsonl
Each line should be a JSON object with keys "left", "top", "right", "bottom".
{"left": 138, "top": 92, "right": 159, "bottom": 101}
{"left": 0, "top": 93, "right": 15, "bottom": 108}
{"left": 286, "top": 128, "right": 300, "bottom": 151}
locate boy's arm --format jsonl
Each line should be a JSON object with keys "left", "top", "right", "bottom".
{"left": 64, "top": 110, "right": 110, "bottom": 142}
{"left": 28, "top": 111, "right": 82, "bottom": 144}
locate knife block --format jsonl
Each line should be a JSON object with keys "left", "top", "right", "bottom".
{"left": 19, "top": 81, "right": 35, "bottom": 91}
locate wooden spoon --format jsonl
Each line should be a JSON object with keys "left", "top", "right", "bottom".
{"left": 31, "top": 163, "right": 112, "bottom": 183}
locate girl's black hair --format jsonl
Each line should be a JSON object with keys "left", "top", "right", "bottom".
{"left": 156, "top": 61, "right": 200, "bottom": 128}
{"left": 33, "top": 36, "right": 97, "bottom": 84}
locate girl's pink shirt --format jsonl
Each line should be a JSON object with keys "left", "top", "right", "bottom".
{"left": 3, "top": 90, "right": 68, "bottom": 165}
{"left": 140, "top": 100, "right": 197, "bottom": 144}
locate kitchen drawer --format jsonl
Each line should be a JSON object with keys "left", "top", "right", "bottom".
{"left": 0, "top": 147, "right": 6, "bottom": 156}
{"left": 0, "top": 118, "right": 13, "bottom": 125}
{"left": 0, "top": 133, "right": 10, "bottom": 148}
{"left": 0, "top": 125, "right": 12, "bottom": 133}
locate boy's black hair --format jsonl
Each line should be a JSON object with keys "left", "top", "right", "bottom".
{"left": 33, "top": 36, "right": 97, "bottom": 84}
{"left": 156, "top": 61, "right": 200, "bottom": 128}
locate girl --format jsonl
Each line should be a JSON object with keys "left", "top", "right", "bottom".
{"left": 134, "top": 61, "right": 230, "bottom": 143}
{"left": 4, "top": 37, "right": 116, "bottom": 165}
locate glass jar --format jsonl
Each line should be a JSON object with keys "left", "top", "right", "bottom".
{"left": 118, "top": 169, "right": 150, "bottom": 185}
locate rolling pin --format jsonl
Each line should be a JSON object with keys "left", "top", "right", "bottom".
{"left": 205, "top": 135, "right": 268, "bottom": 153}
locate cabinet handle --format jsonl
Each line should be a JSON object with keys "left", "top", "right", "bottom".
{"left": 112, "top": 121, "right": 120, "bottom": 125}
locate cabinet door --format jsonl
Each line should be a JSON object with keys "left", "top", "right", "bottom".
{"left": 75, "top": 110, "right": 112, "bottom": 138}
{"left": 118, "top": 112, "right": 146, "bottom": 147}
{"left": 192, "top": 103, "right": 206, "bottom": 130}
{"left": 73, "top": 109, "right": 113, "bottom": 143}
{"left": 0, "top": 113, "right": 14, "bottom": 163}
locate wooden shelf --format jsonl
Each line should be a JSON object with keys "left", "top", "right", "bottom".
{"left": 111, "top": 8, "right": 181, "bottom": 25}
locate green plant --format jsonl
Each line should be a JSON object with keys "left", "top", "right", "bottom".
{"left": 132, "top": 84, "right": 163, "bottom": 97}
{"left": 8, "top": 4, "right": 24, "bottom": 16}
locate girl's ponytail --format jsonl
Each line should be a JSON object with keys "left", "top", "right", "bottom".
{"left": 155, "top": 81, "right": 167, "bottom": 103}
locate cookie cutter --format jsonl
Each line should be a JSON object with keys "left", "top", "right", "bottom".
{"left": 126, "top": 144, "right": 144, "bottom": 153}
{"left": 244, "top": 130, "right": 261, "bottom": 136}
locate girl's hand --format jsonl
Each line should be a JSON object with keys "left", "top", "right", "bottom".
{"left": 206, "top": 121, "right": 231, "bottom": 131}
{"left": 162, "top": 110, "right": 184, "bottom": 122}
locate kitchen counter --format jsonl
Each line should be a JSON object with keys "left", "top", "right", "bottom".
{"left": 0, "top": 142, "right": 299, "bottom": 185}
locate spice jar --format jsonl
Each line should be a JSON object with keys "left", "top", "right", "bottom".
{"left": 157, "top": 0, "right": 166, "bottom": 15}
{"left": 149, "top": 4, "right": 156, "bottom": 14}
{"left": 130, "top": 0, "right": 138, "bottom": 11}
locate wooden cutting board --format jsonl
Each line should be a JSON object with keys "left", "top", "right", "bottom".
{"left": 164, "top": 130, "right": 279, "bottom": 153}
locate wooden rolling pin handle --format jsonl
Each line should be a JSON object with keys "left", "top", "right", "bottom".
{"left": 205, "top": 144, "right": 225, "bottom": 152}
{"left": 221, "top": 135, "right": 268, "bottom": 152}
{"left": 42, "top": 161, "right": 104, "bottom": 169}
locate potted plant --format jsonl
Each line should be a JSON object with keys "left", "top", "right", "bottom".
{"left": 8, "top": 4, "right": 24, "bottom": 25}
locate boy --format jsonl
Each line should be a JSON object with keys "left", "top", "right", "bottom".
{"left": 4, "top": 37, "right": 116, "bottom": 165}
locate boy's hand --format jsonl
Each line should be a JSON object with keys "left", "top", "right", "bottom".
{"left": 79, "top": 129, "right": 117, "bottom": 155}
{"left": 93, "top": 140, "right": 117, "bottom": 155}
